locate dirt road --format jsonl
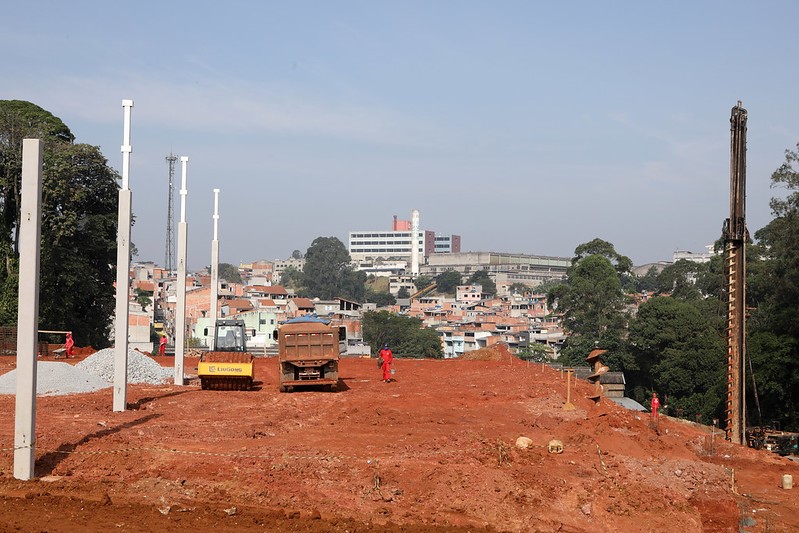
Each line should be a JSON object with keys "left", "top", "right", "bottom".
{"left": 0, "top": 353, "right": 796, "bottom": 532}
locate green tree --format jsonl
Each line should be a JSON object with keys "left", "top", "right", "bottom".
{"left": 365, "top": 289, "right": 396, "bottom": 307}
{"left": 301, "top": 236, "right": 366, "bottom": 301}
{"left": 135, "top": 288, "right": 153, "bottom": 312}
{"left": 634, "top": 266, "right": 661, "bottom": 293}
{"left": 627, "top": 296, "right": 726, "bottom": 423}
{"left": 516, "top": 342, "right": 553, "bottom": 362}
{"left": 509, "top": 282, "right": 528, "bottom": 295}
{"left": 413, "top": 275, "right": 433, "bottom": 291}
{"left": 362, "top": 310, "right": 443, "bottom": 358}
{"left": 742, "top": 142, "right": 799, "bottom": 430}
{"left": 280, "top": 265, "right": 304, "bottom": 290}
{"left": 467, "top": 269, "right": 496, "bottom": 295}
{"left": 552, "top": 251, "right": 631, "bottom": 370}
{"left": 0, "top": 103, "right": 120, "bottom": 347}
{"left": 397, "top": 287, "right": 410, "bottom": 299}
{"left": 291, "top": 249, "right": 303, "bottom": 259}
{"left": 572, "top": 238, "right": 633, "bottom": 275}
{"left": 217, "top": 262, "right": 242, "bottom": 283}
{"left": 747, "top": 331, "right": 799, "bottom": 429}
{"left": 655, "top": 259, "right": 704, "bottom": 300}
{"left": 435, "top": 270, "right": 462, "bottom": 295}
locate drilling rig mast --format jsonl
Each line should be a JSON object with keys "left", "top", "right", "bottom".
{"left": 165, "top": 153, "right": 177, "bottom": 273}
{"left": 723, "top": 101, "right": 747, "bottom": 444}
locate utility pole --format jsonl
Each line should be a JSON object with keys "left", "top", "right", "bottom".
{"left": 723, "top": 101, "right": 747, "bottom": 444}
{"left": 165, "top": 154, "right": 177, "bottom": 273}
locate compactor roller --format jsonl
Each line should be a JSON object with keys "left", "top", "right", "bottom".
{"left": 198, "top": 319, "right": 255, "bottom": 391}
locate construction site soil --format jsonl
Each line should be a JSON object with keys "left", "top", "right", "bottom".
{"left": 0, "top": 346, "right": 798, "bottom": 532}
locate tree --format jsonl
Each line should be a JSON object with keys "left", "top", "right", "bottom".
{"left": 365, "top": 289, "right": 396, "bottom": 307}
{"left": 655, "top": 259, "right": 704, "bottom": 300}
{"left": 516, "top": 342, "right": 553, "bottom": 362}
{"left": 741, "top": 142, "right": 799, "bottom": 430}
{"left": 467, "top": 269, "right": 496, "bottom": 296}
{"left": 280, "top": 265, "right": 304, "bottom": 290}
{"left": 301, "top": 236, "right": 366, "bottom": 301}
{"left": 291, "top": 249, "right": 303, "bottom": 259}
{"left": 0, "top": 102, "right": 120, "bottom": 347}
{"left": 413, "top": 275, "right": 433, "bottom": 291}
{"left": 627, "top": 296, "right": 726, "bottom": 423}
{"left": 435, "top": 270, "right": 462, "bottom": 294}
{"left": 634, "top": 266, "right": 660, "bottom": 293}
{"left": 572, "top": 238, "right": 633, "bottom": 275}
{"left": 362, "top": 310, "right": 443, "bottom": 358}
{"left": 552, "top": 252, "right": 631, "bottom": 370}
{"left": 509, "top": 282, "right": 528, "bottom": 295}
{"left": 135, "top": 288, "right": 153, "bottom": 312}
{"left": 397, "top": 287, "right": 410, "bottom": 299}
{"left": 217, "top": 262, "right": 242, "bottom": 283}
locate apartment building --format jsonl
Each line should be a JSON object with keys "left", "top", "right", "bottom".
{"left": 348, "top": 213, "right": 460, "bottom": 263}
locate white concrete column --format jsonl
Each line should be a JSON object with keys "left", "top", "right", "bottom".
{"left": 14, "top": 139, "right": 43, "bottom": 480}
{"left": 411, "top": 209, "right": 420, "bottom": 276}
{"left": 209, "top": 189, "right": 220, "bottom": 347}
{"left": 174, "top": 156, "right": 189, "bottom": 385}
{"left": 113, "top": 99, "right": 134, "bottom": 412}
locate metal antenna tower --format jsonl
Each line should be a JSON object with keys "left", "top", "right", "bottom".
{"left": 165, "top": 153, "right": 177, "bottom": 272}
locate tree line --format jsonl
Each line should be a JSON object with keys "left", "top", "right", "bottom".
{"left": 551, "top": 146, "right": 799, "bottom": 431}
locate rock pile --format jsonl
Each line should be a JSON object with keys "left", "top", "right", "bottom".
{"left": 76, "top": 348, "right": 172, "bottom": 384}
{"left": 0, "top": 349, "right": 172, "bottom": 396}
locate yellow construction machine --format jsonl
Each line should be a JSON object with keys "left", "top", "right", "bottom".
{"left": 197, "top": 319, "right": 254, "bottom": 390}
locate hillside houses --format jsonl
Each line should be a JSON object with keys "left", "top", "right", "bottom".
{"left": 124, "top": 260, "right": 567, "bottom": 359}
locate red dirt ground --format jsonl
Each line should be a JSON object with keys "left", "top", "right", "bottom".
{"left": 0, "top": 349, "right": 797, "bottom": 532}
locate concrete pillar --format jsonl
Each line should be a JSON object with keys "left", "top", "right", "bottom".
{"left": 14, "top": 139, "right": 43, "bottom": 480}
{"left": 113, "top": 99, "right": 134, "bottom": 412}
{"left": 174, "top": 157, "right": 189, "bottom": 385}
{"left": 209, "top": 189, "right": 220, "bottom": 347}
{"left": 411, "top": 209, "right": 420, "bottom": 276}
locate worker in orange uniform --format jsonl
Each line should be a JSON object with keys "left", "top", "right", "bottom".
{"left": 379, "top": 343, "right": 393, "bottom": 383}
{"left": 65, "top": 332, "right": 75, "bottom": 358}
{"left": 650, "top": 392, "right": 660, "bottom": 421}
{"left": 159, "top": 335, "right": 167, "bottom": 357}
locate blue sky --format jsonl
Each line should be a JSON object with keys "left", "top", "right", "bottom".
{"left": 3, "top": 1, "right": 799, "bottom": 269}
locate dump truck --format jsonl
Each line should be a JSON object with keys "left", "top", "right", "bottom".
{"left": 197, "top": 319, "right": 254, "bottom": 390}
{"left": 276, "top": 316, "right": 345, "bottom": 392}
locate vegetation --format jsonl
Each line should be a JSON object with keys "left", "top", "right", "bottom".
{"left": 467, "top": 269, "right": 496, "bottom": 295}
{"left": 434, "top": 270, "right": 462, "bottom": 295}
{"left": 217, "top": 262, "right": 242, "bottom": 283}
{"left": 300, "top": 236, "right": 366, "bottom": 301}
{"left": 362, "top": 310, "right": 443, "bottom": 358}
{"left": 0, "top": 101, "right": 119, "bottom": 347}
{"left": 279, "top": 265, "right": 303, "bottom": 290}
{"left": 134, "top": 288, "right": 153, "bottom": 312}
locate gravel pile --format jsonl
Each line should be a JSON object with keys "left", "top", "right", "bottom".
{"left": 76, "top": 348, "right": 172, "bottom": 384}
{"left": 0, "top": 349, "right": 173, "bottom": 397}
{"left": 0, "top": 362, "right": 111, "bottom": 396}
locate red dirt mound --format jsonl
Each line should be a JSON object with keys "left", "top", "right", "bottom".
{"left": 458, "top": 343, "right": 515, "bottom": 361}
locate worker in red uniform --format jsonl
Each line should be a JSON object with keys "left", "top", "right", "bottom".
{"left": 64, "top": 332, "right": 75, "bottom": 358}
{"left": 650, "top": 392, "right": 660, "bottom": 421}
{"left": 379, "top": 344, "right": 393, "bottom": 383}
{"left": 159, "top": 335, "right": 167, "bottom": 357}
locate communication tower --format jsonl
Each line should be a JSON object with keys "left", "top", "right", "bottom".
{"left": 165, "top": 153, "right": 177, "bottom": 273}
